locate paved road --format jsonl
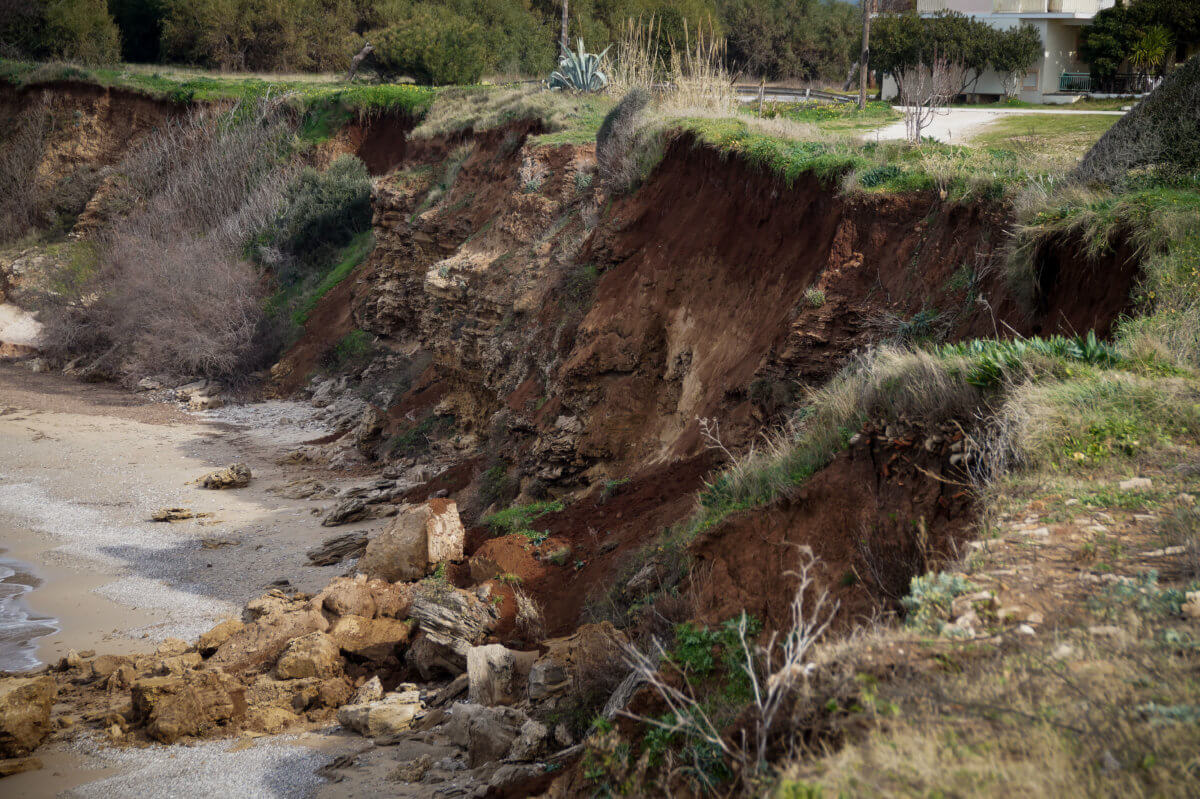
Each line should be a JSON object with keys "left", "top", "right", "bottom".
{"left": 870, "top": 106, "right": 1127, "bottom": 143}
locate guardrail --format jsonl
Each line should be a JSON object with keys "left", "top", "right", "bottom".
{"left": 735, "top": 85, "right": 856, "bottom": 105}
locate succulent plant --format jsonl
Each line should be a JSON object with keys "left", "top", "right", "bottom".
{"left": 547, "top": 39, "right": 610, "bottom": 93}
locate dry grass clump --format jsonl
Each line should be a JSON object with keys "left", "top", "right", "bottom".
{"left": 782, "top": 626, "right": 1200, "bottom": 798}
{"left": 607, "top": 16, "right": 735, "bottom": 116}
{"left": 412, "top": 86, "right": 583, "bottom": 139}
{"left": 512, "top": 586, "right": 546, "bottom": 643}
{"left": 39, "top": 97, "right": 299, "bottom": 381}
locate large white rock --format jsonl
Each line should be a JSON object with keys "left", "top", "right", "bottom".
{"left": 358, "top": 500, "right": 465, "bottom": 581}
{"left": 337, "top": 686, "right": 423, "bottom": 737}
{"left": 466, "top": 644, "right": 539, "bottom": 707}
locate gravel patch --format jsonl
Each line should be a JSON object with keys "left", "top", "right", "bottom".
{"left": 62, "top": 734, "right": 331, "bottom": 799}
{"left": 192, "top": 400, "right": 331, "bottom": 445}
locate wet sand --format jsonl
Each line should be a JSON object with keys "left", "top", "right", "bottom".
{"left": 0, "top": 364, "right": 377, "bottom": 796}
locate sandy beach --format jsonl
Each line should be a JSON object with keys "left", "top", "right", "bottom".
{"left": 0, "top": 364, "right": 379, "bottom": 796}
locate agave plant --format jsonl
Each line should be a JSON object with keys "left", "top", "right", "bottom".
{"left": 548, "top": 39, "right": 610, "bottom": 93}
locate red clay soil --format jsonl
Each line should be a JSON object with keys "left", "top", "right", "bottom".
{"left": 689, "top": 426, "right": 976, "bottom": 633}
{"left": 562, "top": 135, "right": 1138, "bottom": 471}
{"left": 465, "top": 454, "right": 716, "bottom": 636}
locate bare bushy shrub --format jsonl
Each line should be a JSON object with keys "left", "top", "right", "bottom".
{"left": 620, "top": 546, "right": 838, "bottom": 792}
{"left": 895, "top": 55, "right": 966, "bottom": 145}
{"left": 39, "top": 96, "right": 299, "bottom": 382}
{"left": 0, "top": 93, "right": 50, "bottom": 242}
{"left": 512, "top": 586, "right": 546, "bottom": 643}
{"left": 1075, "top": 54, "right": 1200, "bottom": 188}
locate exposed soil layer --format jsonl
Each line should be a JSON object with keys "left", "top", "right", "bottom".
{"left": 463, "top": 454, "right": 716, "bottom": 636}
{"left": 690, "top": 424, "right": 976, "bottom": 632}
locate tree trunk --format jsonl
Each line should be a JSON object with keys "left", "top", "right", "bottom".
{"left": 858, "top": 0, "right": 872, "bottom": 111}
{"left": 560, "top": 0, "right": 569, "bottom": 52}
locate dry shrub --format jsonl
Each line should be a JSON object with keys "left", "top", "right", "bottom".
{"left": 607, "top": 16, "right": 734, "bottom": 116}
{"left": 0, "top": 93, "right": 50, "bottom": 242}
{"left": 1160, "top": 499, "right": 1200, "bottom": 580}
{"left": 39, "top": 97, "right": 298, "bottom": 381}
{"left": 596, "top": 88, "right": 651, "bottom": 193}
{"left": 512, "top": 586, "right": 546, "bottom": 643}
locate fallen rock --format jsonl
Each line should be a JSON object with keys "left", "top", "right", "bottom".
{"left": 337, "top": 687, "right": 423, "bottom": 738}
{"left": 209, "top": 596, "right": 329, "bottom": 673}
{"left": 150, "top": 507, "right": 211, "bottom": 522}
{"left": 1183, "top": 591, "right": 1200, "bottom": 620}
{"left": 357, "top": 500, "right": 465, "bottom": 582}
{"left": 246, "top": 706, "right": 299, "bottom": 734}
{"left": 310, "top": 574, "right": 412, "bottom": 620}
{"left": 444, "top": 703, "right": 527, "bottom": 768}
{"left": 466, "top": 644, "right": 539, "bottom": 707}
{"left": 274, "top": 632, "right": 343, "bottom": 680}
{"left": 199, "top": 463, "right": 252, "bottom": 489}
{"left": 306, "top": 532, "right": 368, "bottom": 566}
{"left": 322, "top": 498, "right": 368, "bottom": 527}
{"left": 197, "top": 619, "right": 245, "bottom": 655}
{"left": 508, "top": 719, "right": 550, "bottom": 761}
{"left": 1119, "top": 477, "right": 1153, "bottom": 491}
{"left": 388, "top": 754, "right": 432, "bottom": 782}
{"left": 188, "top": 394, "right": 224, "bottom": 411}
{"left": 130, "top": 671, "right": 244, "bottom": 743}
{"left": 351, "top": 676, "right": 383, "bottom": 705}
{"left": 328, "top": 615, "right": 412, "bottom": 661}
{"left": 405, "top": 585, "right": 498, "bottom": 677}
{"left": 0, "top": 676, "right": 57, "bottom": 756}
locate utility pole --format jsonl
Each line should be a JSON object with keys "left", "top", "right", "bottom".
{"left": 858, "top": 0, "right": 872, "bottom": 110}
{"left": 560, "top": 0, "right": 569, "bottom": 52}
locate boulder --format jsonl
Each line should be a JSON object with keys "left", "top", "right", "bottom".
{"left": 130, "top": 671, "right": 245, "bottom": 743}
{"left": 317, "top": 678, "right": 354, "bottom": 709}
{"left": 0, "top": 676, "right": 57, "bottom": 756}
{"left": 245, "top": 676, "right": 321, "bottom": 711}
{"left": 199, "top": 463, "right": 252, "bottom": 489}
{"left": 351, "top": 676, "right": 383, "bottom": 705}
{"left": 246, "top": 706, "right": 299, "bottom": 734}
{"left": 337, "top": 686, "right": 424, "bottom": 738}
{"left": 466, "top": 645, "right": 539, "bottom": 707}
{"left": 357, "top": 500, "right": 465, "bottom": 582}
{"left": 406, "top": 633, "right": 465, "bottom": 681}
{"left": 527, "top": 659, "right": 569, "bottom": 701}
{"left": 508, "top": 719, "right": 550, "bottom": 761}
{"left": 328, "top": 615, "right": 412, "bottom": 661}
{"left": 408, "top": 586, "right": 497, "bottom": 660}
{"left": 312, "top": 575, "right": 412, "bottom": 620}
{"left": 317, "top": 577, "right": 377, "bottom": 618}
{"left": 197, "top": 619, "right": 245, "bottom": 655}
{"left": 322, "top": 498, "right": 368, "bottom": 527}
{"left": 306, "top": 532, "right": 368, "bottom": 566}
{"left": 209, "top": 598, "right": 328, "bottom": 673}
{"left": 274, "top": 632, "right": 343, "bottom": 680}
{"left": 444, "top": 703, "right": 528, "bottom": 768}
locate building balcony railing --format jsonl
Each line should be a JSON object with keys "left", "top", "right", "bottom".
{"left": 918, "top": 0, "right": 1113, "bottom": 14}
{"left": 1059, "top": 72, "right": 1144, "bottom": 93}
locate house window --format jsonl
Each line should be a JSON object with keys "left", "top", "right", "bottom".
{"left": 1023, "top": 69, "right": 1039, "bottom": 91}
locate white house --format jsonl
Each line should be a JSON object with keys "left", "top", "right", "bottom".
{"left": 907, "top": 0, "right": 1120, "bottom": 103}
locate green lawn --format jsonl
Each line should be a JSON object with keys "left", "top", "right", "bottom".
{"left": 970, "top": 113, "right": 1120, "bottom": 173}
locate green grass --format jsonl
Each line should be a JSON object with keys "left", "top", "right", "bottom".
{"left": 0, "top": 59, "right": 436, "bottom": 118}
{"left": 952, "top": 96, "right": 1132, "bottom": 111}
{"left": 482, "top": 499, "right": 564, "bottom": 540}
{"left": 756, "top": 100, "right": 901, "bottom": 132}
{"left": 291, "top": 231, "right": 374, "bottom": 325}
{"left": 970, "top": 114, "right": 1120, "bottom": 170}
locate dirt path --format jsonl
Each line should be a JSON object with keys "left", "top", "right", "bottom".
{"left": 0, "top": 365, "right": 380, "bottom": 797}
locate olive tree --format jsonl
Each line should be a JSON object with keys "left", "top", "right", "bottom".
{"left": 992, "top": 24, "right": 1042, "bottom": 98}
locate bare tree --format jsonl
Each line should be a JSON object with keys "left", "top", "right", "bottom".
{"left": 619, "top": 546, "right": 838, "bottom": 791}
{"left": 895, "top": 54, "right": 965, "bottom": 144}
